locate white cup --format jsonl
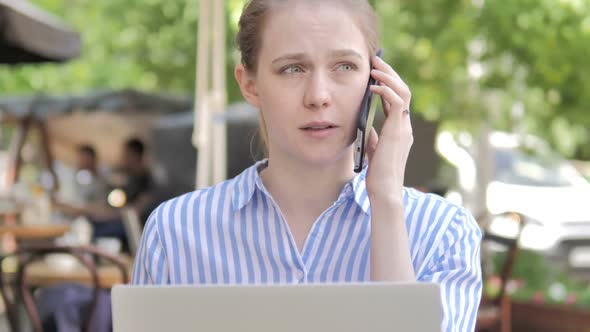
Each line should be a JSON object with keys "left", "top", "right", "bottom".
{"left": 95, "top": 237, "right": 122, "bottom": 256}
{"left": 71, "top": 216, "right": 93, "bottom": 245}
{"left": 44, "top": 253, "right": 79, "bottom": 270}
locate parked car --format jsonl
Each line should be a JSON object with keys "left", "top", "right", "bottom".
{"left": 437, "top": 131, "right": 590, "bottom": 268}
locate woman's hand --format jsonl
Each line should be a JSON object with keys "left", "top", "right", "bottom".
{"left": 364, "top": 56, "right": 413, "bottom": 206}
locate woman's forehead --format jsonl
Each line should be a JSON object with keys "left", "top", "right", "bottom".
{"left": 259, "top": 4, "right": 369, "bottom": 61}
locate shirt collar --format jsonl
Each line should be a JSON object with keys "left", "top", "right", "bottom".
{"left": 231, "top": 159, "right": 266, "bottom": 212}
{"left": 231, "top": 159, "right": 372, "bottom": 214}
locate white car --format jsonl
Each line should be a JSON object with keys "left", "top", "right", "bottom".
{"left": 437, "top": 131, "right": 590, "bottom": 268}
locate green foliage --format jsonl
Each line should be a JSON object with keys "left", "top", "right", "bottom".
{"left": 0, "top": 0, "right": 201, "bottom": 93}
{"left": 1, "top": 0, "right": 590, "bottom": 159}
{"left": 478, "top": 0, "right": 590, "bottom": 158}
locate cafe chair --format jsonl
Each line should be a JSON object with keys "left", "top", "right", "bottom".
{"left": 121, "top": 207, "right": 143, "bottom": 257}
{"left": 476, "top": 212, "right": 525, "bottom": 332}
{"left": 0, "top": 245, "right": 129, "bottom": 332}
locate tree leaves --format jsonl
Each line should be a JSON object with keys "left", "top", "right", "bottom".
{"left": 1, "top": 0, "right": 590, "bottom": 158}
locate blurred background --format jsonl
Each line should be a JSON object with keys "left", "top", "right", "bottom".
{"left": 1, "top": 0, "right": 590, "bottom": 331}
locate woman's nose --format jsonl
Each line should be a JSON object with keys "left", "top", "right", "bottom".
{"left": 303, "top": 72, "right": 332, "bottom": 110}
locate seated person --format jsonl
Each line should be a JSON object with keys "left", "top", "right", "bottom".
{"left": 74, "top": 144, "right": 109, "bottom": 205}
{"left": 53, "top": 144, "right": 109, "bottom": 208}
{"left": 91, "top": 138, "right": 154, "bottom": 248}
{"left": 55, "top": 138, "right": 154, "bottom": 252}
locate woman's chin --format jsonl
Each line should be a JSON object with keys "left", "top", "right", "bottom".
{"left": 295, "top": 147, "right": 353, "bottom": 167}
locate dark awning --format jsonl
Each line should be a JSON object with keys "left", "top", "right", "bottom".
{"left": 0, "top": 89, "right": 194, "bottom": 121}
{"left": 0, "top": 0, "right": 81, "bottom": 64}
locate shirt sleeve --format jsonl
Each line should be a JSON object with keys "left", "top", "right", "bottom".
{"left": 419, "top": 207, "right": 483, "bottom": 332}
{"left": 131, "top": 209, "right": 170, "bottom": 284}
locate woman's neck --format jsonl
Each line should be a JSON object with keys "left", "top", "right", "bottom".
{"left": 259, "top": 154, "right": 356, "bottom": 220}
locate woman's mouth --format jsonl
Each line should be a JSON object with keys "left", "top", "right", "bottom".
{"left": 302, "top": 125, "right": 336, "bottom": 130}
{"left": 300, "top": 122, "right": 338, "bottom": 138}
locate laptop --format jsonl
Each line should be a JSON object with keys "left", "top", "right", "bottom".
{"left": 112, "top": 282, "right": 442, "bottom": 332}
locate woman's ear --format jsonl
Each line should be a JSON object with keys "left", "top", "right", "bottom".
{"left": 235, "top": 64, "right": 261, "bottom": 108}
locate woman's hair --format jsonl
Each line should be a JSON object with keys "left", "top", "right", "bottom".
{"left": 235, "top": 0, "right": 379, "bottom": 154}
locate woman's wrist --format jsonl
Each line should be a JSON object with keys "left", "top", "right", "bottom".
{"left": 368, "top": 190, "right": 404, "bottom": 209}
{"left": 369, "top": 191, "right": 415, "bottom": 281}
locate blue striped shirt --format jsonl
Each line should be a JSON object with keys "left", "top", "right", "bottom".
{"left": 132, "top": 160, "right": 482, "bottom": 331}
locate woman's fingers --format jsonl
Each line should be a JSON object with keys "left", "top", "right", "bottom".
{"left": 367, "top": 56, "right": 412, "bottom": 139}
{"left": 370, "top": 69, "right": 411, "bottom": 108}
{"left": 369, "top": 84, "right": 404, "bottom": 117}
{"left": 365, "top": 127, "right": 379, "bottom": 162}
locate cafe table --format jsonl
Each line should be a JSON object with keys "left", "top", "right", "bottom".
{"left": 23, "top": 253, "right": 133, "bottom": 289}
{"left": 0, "top": 224, "right": 71, "bottom": 240}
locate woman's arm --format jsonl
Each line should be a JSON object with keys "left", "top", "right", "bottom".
{"left": 369, "top": 196, "right": 415, "bottom": 281}
{"left": 420, "top": 208, "right": 483, "bottom": 332}
{"left": 132, "top": 211, "right": 170, "bottom": 284}
{"left": 363, "top": 56, "right": 415, "bottom": 281}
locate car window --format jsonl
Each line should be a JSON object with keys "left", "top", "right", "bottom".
{"left": 494, "top": 147, "right": 582, "bottom": 187}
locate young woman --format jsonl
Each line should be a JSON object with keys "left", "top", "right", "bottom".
{"left": 132, "top": 1, "right": 482, "bottom": 330}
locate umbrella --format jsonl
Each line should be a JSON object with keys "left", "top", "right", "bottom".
{"left": 0, "top": 89, "right": 192, "bottom": 121}
{"left": 0, "top": 0, "right": 81, "bottom": 64}
{"left": 194, "top": 0, "right": 227, "bottom": 189}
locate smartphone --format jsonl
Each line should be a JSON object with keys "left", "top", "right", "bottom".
{"left": 353, "top": 49, "right": 383, "bottom": 173}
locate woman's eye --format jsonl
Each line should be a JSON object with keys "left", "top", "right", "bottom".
{"left": 282, "top": 65, "right": 303, "bottom": 74}
{"left": 337, "top": 63, "right": 355, "bottom": 71}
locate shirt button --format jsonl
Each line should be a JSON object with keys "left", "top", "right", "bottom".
{"left": 295, "top": 270, "right": 305, "bottom": 281}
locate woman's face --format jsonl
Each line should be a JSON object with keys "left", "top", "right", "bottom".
{"left": 244, "top": 2, "right": 371, "bottom": 167}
